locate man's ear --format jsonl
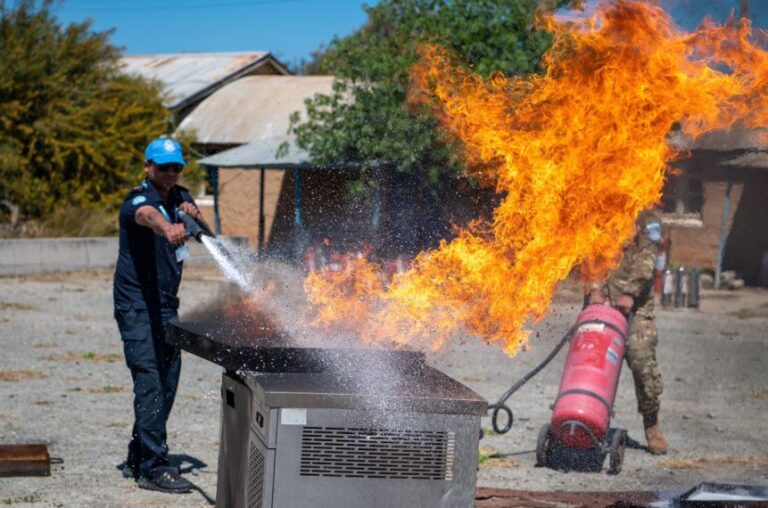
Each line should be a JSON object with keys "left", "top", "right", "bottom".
{"left": 144, "top": 161, "right": 152, "bottom": 174}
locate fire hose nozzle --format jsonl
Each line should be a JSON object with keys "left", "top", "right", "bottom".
{"left": 177, "top": 209, "right": 214, "bottom": 243}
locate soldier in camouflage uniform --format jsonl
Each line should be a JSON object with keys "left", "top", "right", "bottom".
{"left": 588, "top": 209, "right": 668, "bottom": 455}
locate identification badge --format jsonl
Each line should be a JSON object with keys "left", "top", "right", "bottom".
{"left": 175, "top": 245, "right": 190, "bottom": 263}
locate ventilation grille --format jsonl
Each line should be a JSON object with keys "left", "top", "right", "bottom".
{"left": 248, "top": 441, "right": 265, "bottom": 508}
{"left": 300, "top": 427, "right": 455, "bottom": 481}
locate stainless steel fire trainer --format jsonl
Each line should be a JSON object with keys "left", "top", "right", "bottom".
{"left": 167, "top": 322, "right": 487, "bottom": 508}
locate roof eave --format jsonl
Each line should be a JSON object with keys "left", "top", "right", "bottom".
{"left": 169, "top": 54, "right": 292, "bottom": 113}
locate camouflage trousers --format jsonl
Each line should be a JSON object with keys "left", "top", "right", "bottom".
{"left": 624, "top": 317, "right": 663, "bottom": 417}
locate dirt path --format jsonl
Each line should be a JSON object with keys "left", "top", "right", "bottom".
{"left": 0, "top": 268, "right": 766, "bottom": 506}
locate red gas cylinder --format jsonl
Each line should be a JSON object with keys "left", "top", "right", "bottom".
{"left": 551, "top": 305, "right": 628, "bottom": 449}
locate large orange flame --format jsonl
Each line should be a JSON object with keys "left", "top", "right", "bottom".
{"left": 305, "top": 1, "right": 768, "bottom": 355}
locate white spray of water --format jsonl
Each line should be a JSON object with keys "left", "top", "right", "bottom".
{"left": 192, "top": 239, "right": 429, "bottom": 427}
{"left": 200, "top": 236, "right": 254, "bottom": 293}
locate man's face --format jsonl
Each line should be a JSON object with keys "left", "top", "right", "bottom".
{"left": 145, "top": 161, "right": 183, "bottom": 191}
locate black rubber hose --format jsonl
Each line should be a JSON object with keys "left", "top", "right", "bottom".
{"left": 177, "top": 209, "right": 214, "bottom": 242}
{"left": 488, "top": 322, "right": 579, "bottom": 434}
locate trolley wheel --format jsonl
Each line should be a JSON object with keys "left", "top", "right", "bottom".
{"left": 607, "top": 429, "right": 626, "bottom": 475}
{"left": 536, "top": 423, "right": 552, "bottom": 467}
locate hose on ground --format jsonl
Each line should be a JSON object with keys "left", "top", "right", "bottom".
{"left": 487, "top": 323, "right": 579, "bottom": 434}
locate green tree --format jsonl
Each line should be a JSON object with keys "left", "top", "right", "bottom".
{"left": 292, "top": 0, "right": 570, "bottom": 196}
{"left": 0, "top": 0, "right": 171, "bottom": 227}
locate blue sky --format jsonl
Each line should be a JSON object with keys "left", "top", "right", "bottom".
{"left": 662, "top": 0, "right": 766, "bottom": 31}
{"left": 53, "top": 0, "right": 377, "bottom": 68}
{"left": 52, "top": 0, "right": 766, "bottom": 69}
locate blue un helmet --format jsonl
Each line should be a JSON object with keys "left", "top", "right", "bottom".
{"left": 145, "top": 138, "right": 186, "bottom": 166}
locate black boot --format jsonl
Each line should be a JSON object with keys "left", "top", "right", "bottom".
{"left": 138, "top": 469, "right": 193, "bottom": 494}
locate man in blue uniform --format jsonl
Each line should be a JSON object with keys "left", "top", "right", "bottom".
{"left": 114, "top": 138, "right": 209, "bottom": 493}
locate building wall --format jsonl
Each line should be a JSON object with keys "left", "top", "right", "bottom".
{"left": 197, "top": 160, "right": 766, "bottom": 284}
{"left": 199, "top": 168, "right": 286, "bottom": 248}
{"left": 667, "top": 181, "right": 743, "bottom": 270}
{"left": 267, "top": 169, "right": 377, "bottom": 258}
{"left": 722, "top": 172, "right": 768, "bottom": 285}
{"left": 199, "top": 168, "right": 377, "bottom": 260}
{"left": 248, "top": 61, "right": 285, "bottom": 75}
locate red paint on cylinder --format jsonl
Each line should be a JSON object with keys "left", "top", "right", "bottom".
{"left": 551, "top": 305, "right": 628, "bottom": 449}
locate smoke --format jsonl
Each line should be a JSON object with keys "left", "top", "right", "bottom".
{"left": 184, "top": 255, "right": 406, "bottom": 350}
{"left": 557, "top": 0, "right": 768, "bottom": 33}
{"left": 183, "top": 254, "right": 422, "bottom": 420}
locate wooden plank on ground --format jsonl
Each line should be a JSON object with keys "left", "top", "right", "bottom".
{"left": 0, "top": 444, "right": 50, "bottom": 477}
{"left": 475, "top": 488, "right": 660, "bottom": 508}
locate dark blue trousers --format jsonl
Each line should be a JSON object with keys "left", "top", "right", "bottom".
{"left": 115, "top": 307, "right": 181, "bottom": 477}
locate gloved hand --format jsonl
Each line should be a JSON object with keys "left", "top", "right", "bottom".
{"left": 615, "top": 294, "right": 634, "bottom": 315}
{"left": 587, "top": 288, "right": 608, "bottom": 305}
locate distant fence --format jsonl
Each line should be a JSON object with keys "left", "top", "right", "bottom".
{"left": 0, "top": 236, "right": 248, "bottom": 275}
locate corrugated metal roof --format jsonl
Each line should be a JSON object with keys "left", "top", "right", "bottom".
{"left": 176, "top": 75, "right": 337, "bottom": 145}
{"left": 721, "top": 151, "right": 768, "bottom": 168}
{"left": 120, "top": 52, "right": 288, "bottom": 111}
{"left": 197, "top": 136, "right": 356, "bottom": 170}
{"left": 198, "top": 136, "right": 310, "bottom": 169}
{"left": 670, "top": 128, "right": 768, "bottom": 151}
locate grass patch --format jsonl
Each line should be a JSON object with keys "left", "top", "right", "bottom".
{"left": 89, "top": 385, "right": 130, "bottom": 394}
{"left": 752, "top": 388, "right": 768, "bottom": 400}
{"left": 483, "top": 457, "right": 520, "bottom": 468}
{"left": 1, "top": 494, "right": 40, "bottom": 505}
{"left": 704, "top": 292, "right": 739, "bottom": 300}
{"left": 32, "top": 343, "right": 57, "bottom": 349}
{"left": 41, "top": 352, "right": 122, "bottom": 363}
{"left": 67, "top": 385, "right": 129, "bottom": 394}
{"left": 0, "top": 370, "right": 48, "bottom": 382}
{"left": 478, "top": 446, "right": 495, "bottom": 465}
{"left": 477, "top": 446, "right": 520, "bottom": 469}
{"left": 660, "top": 455, "right": 768, "bottom": 469}
{"left": 730, "top": 302, "right": 768, "bottom": 320}
{"left": 18, "top": 204, "right": 118, "bottom": 238}
{"left": 0, "top": 302, "right": 39, "bottom": 311}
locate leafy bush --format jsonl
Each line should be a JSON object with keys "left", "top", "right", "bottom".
{"left": 0, "top": 0, "right": 170, "bottom": 225}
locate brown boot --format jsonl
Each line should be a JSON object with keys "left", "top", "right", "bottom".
{"left": 643, "top": 413, "right": 668, "bottom": 455}
{"left": 644, "top": 424, "right": 668, "bottom": 455}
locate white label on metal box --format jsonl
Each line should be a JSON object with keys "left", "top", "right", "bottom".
{"left": 281, "top": 408, "right": 307, "bottom": 426}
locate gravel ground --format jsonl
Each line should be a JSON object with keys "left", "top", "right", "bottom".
{"left": 0, "top": 266, "right": 766, "bottom": 507}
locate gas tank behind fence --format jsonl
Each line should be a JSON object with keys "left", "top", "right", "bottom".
{"left": 551, "top": 305, "right": 628, "bottom": 448}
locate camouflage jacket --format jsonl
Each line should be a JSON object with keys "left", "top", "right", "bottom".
{"left": 603, "top": 210, "right": 663, "bottom": 319}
